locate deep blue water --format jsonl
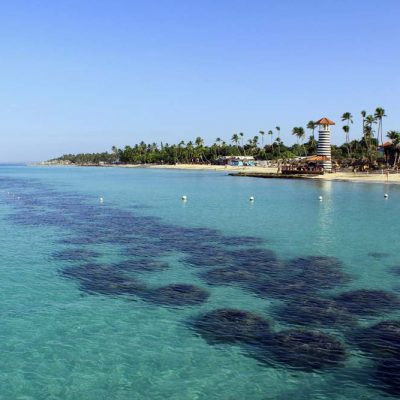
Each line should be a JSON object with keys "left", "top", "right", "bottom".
{"left": 1, "top": 165, "right": 400, "bottom": 399}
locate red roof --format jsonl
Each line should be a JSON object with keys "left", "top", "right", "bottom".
{"left": 305, "top": 155, "right": 329, "bottom": 161}
{"left": 315, "top": 117, "right": 335, "bottom": 125}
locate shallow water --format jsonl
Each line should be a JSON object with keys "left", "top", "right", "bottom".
{"left": 1, "top": 165, "right": 400, "bottom": 399}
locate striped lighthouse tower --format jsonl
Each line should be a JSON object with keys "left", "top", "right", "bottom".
{"left": 315, "top": 117, "right": 335, "bottom": 172}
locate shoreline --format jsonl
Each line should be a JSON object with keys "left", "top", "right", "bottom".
{"left": 36, "top": 162, "right": 400, "bottom": 184}
{"left": 229, "top": 171, "right": 400, "bottom": 184}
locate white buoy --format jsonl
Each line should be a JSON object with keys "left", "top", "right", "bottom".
{"left": 318, "top": 196, "right": 323, "bottom": 201}
{"left": 181, "top": 195, "right": 187, "bottom": 201}
{"left": 249, "top": 196, "right": 254, "bottom": 201}
{"left": 384, "top": 193, "right": 389, "bottom": 199}
{"left": 99, "top": 197, "right": 104, "bottom": 203}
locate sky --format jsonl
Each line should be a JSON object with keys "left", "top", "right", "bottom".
{"left": 0, "top": 0, "right": 399, "bottom": 161}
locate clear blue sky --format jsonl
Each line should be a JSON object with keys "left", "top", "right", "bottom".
{"left": 0, "top": 0, "right": 399, "bottom": 161}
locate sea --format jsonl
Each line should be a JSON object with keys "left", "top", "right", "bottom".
{"left": 1, "top": 165, "right": 400, "bottom": 400}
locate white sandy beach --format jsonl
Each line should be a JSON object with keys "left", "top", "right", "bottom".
{"left": 39, "top": 162, "right": 400, "bottom": 184}
{"left": 142, "top": 163, "right": 400, "bottom": 184}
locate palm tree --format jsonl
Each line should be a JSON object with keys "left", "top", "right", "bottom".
{"left": 195, "top": 137, "right": 203, "bottom": 147}
{"left": 387, "top": 130, "right": 400, "bottom": 167}
{"left": 259, "top": 131, "right": 265, "bottom": 147}
{"left": 374, "top": 107, "right": 386, "bottom": 146}
{"left": 275, "top": 126, "right": 280, "bottom": 139}
{"left": 307, "top": 135, "right": 317, "bottom": 154}
{"left": 231, "top": 133, "right": 240, "bottom": 155}
{"left": 297, "top": 127, "right": 306, "bottom": 155}
{"left": 178, "top": 140, "right": 185, "bottom": 161}
{"left": 195, "top": 137, "right": 205, "bottom": 162}
{"left": 253, "top": 135, "right": 259, "bottom": 148}
{"left": 275, "top": 137, "right": 282, "bottom": 158}
{"left": 186, "top": 141, "right": 194, "bottom": 162}
{"left": 252, "top": 136, "right": 259, "bottom": 156}
{"left": 361, "top": 110, "right": 367, "bottom": 136}
{"left": 292, "top": 127, "right": 306, "bottom": 155}
{"left": 247, "top": 139, "right": 254, "bottom": 155}
{"left": 239, "top": 132, "right": 246, "bottom": 155}
{"left": 111, "top": 145, "right": 119, "bottom": 162}
{"left": 239, "top": 132, "right": 244, "bottom": 146}
{"left": 387, "top": 130, "right": 400, "bottom": 144}
{"left": 292, "top": 127, "right": 300, "bottom": 145}
{"left": 306, "top": 120, "right": 316, "bottom": 138}
{"left": 365, "top": 114, "right": 376, "bottom": 127}
{"left": 268, "top": 130, "right": 274, "bottom": 146}
{"left": 360, "top": 110, "right": 367, "bottom": 152}
{"left": 341, "top": 112, "right": 353, "bottom": 143}
{"left": 364, "top": 115, "right": 377, "bottom": 157}
{"left": 342, "top": 125, "right": 350, "bottom": 144}
{"left": 215, "top": 137, "right": 222, "bottom": 157}
{"left": 342, "top": 125, "right": 350, "bottom": 156}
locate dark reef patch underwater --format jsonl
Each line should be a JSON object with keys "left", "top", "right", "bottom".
{"left": 192, "top": 308, "right": 272, "bottom": 345}
{"left": 2, "top": 173, "right": 400, "bottom": 397}
{"left": 285, "top": 256, "right": 351, "bottom": 289}
{"left": 275, "top": 296, "right": 355, "bottom": 328}
{"left": 61, "top": 263, "right": 147, "bottom": 296}
{"left": 353, "top": 320, "right": 400, "bottom": 359}
{"left": 334, "top": 289, "right": 400, "bottom": 316}
{"left": 352, "top": 320, "right": 400, "bottom": 395}
{"left": 191, "top": 309, "right": 347, "bottom": 372}
{"left": 52, "top": 248, "right": 101, "bottom": 262}
{"left": 143, "top": 284, "right": 210, "bottom": 306}
{"left": 113, "top": 258, "right": 170, "bottom": 273}
{"left": 255, "top": 329, "right": 348, "bottom": 371}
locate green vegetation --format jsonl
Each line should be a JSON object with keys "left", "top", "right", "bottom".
{"left": 51, "top": 107, "right": 400, "bottom": 168}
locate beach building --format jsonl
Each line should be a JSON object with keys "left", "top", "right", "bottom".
{"left": 315, "top": 117, "right": 335, "bottom": 172}
{"left": 380, "top": 141, "right": 400, "bottom": 166}
{"left": 379, "top": 141, "right": 392, "bottom": 155}
{"left": 281, "top": 155, "right": 325, "bottom": 175}
{"left": 215, "top": 156, "right": 255, "bottom": 166}
{"left": 278, "top": 117, "right": 335, "bottom": 175}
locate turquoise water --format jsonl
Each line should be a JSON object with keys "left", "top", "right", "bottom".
{"left": 1, "top": 166, "right": 400, "bottom": 399}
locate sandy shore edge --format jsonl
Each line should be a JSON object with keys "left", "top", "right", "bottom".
{"left": 113, "top": 163, "right": 400, "bottom": 184}
{"left": 38, "top": 162, "right": 400, "bottom": 184}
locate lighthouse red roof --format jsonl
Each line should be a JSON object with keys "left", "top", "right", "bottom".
{"left": 315, "top": 117, "right": 335, "bottom": 125}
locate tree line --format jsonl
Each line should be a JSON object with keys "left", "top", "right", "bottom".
{"left": 52, "top": 107, "right": 400, "bottom": 167}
